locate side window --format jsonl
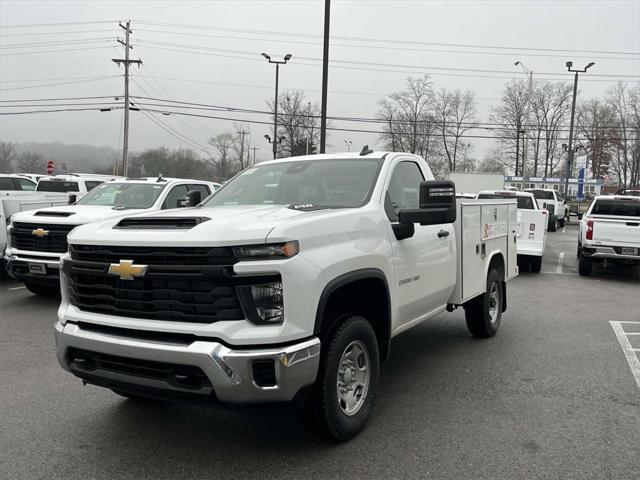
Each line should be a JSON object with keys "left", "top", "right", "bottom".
{"left": 16, "top": 178, "right": 36, "bottom": 191}
{"left": 162, "top": 184, "right": 189, "bottom": 209}
{"left": 84, "top": 181, "right": 103, "bottom": 192}
{"left": 189, "top": 184, "right": 211, "bottom": 198}
{"left": 385, "top": 161, "right": 424, "bottom": 222}
{"left": 0, "top": 178, "right": 16, "bottom": 190}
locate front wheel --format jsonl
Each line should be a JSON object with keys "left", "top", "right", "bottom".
{"left": 307, "top": 315, "right": 380, "bottom": 442}
{"left": 464, "top": 268, "right": 503, "bottom": 338}
{"left": 530, "top": 256, "right": 542, "bottom": 273}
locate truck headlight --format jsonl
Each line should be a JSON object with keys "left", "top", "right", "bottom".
{"left": 233, "top": 241, "right": 299, "bottom": 260}
{"left": 237, "top": 282, "right": 284, "bottom": 325}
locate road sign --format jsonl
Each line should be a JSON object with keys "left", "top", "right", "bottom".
{"left": 46, "top": 160, "right": 55, "bottom": 175}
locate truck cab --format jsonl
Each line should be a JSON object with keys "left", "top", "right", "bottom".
{"left": 524, "top": 188, "right": 568, "bottom": 231}
{"left": 54, "top": 151, "right": 517, "bottom": 441}
{"left": 5, "top": 177, "right": 215, "bottom": 295}
{"left": 35, "top": 174, "right": 118, "bottom": 200}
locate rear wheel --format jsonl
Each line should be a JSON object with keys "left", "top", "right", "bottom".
{"left": 530, "top": 256, "right": 542, "bottom": 273}
{"left": 24, "top": 282, "right": 59, "bottom": 296}
{"left": 549, "top": 216, "right": 558, "bottom": 232}
{"left": 578, "top": 255, "right": 592, "bottom": 276}
{"left": 464, "top": 268, "right": 503, "bottom": 338}
{"left": 306, "top": 315, "right": 379, "bottom": 442}
{"left": 558, "top": 217, "right": 566, "bottom": 228}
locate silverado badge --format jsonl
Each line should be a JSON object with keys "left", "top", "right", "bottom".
{"left": 107, "top": 260, "right": 147, "bottom": 281}
{"left": 31, "top": 228, "right": 49, "bottom": 237}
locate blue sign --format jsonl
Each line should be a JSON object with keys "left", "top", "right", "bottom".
{"left": 576, "top": 167, "right": 585, "bottom": 201}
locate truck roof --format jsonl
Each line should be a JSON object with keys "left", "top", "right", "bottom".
{"left": 478, "top": 189, "right": 534, "bottom": 198}
{"left": 256, "top": 151, "right": 395, "bottom": 165}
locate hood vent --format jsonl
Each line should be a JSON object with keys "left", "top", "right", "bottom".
{"left": 114, "top": 217, "right": 210, "bottom": 229}
{"left": 34, "top": 211, "right": 75, "bottom": 217}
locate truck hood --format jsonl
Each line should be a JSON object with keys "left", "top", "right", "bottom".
{"left": 11, "top": 205, "right": 148, "bottom": 225}
{"left": 67, "top": 204, "right": 316, "bottom": 246}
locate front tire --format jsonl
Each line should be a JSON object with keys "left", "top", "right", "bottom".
{"left": 24, "top": 282, "right": 59, "bottom": 296}
{"left": 530, "top": 256, "right": 542, "bottom": 273}
{"left": 308, "top": 315, "right": 379, "bottom": 442}
{"left": 464, "top": 268, "right": 503, "bottom": 338}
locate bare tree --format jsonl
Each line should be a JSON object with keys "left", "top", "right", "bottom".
{"left": 490, "top": 80, "right": 529, "bottom": 175}
{"left": 208, "top": 133, "right": 238, "bottom": 180}
{"left": 268, "top": 90, "right": 321, "bottom": 158}
{"left": 606, "top": 82, "right": 640, "bottom": 188}
{"left": 0, "top": 141, "right": 17, "bottom": 173}
{"left": 377, "top": 75, "right": 437, "bottom": 160}
{"left": 433, "top": 88, "right": 477, "bottom": 172}
{"left": 16, "top": 151, "right": 44, "bottom": 173}
{"left": 576, "top": 98, "right": 616, "bottom": 179}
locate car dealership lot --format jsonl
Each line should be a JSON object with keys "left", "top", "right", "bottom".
{"left": 1, "top": 224, "right": 638, "bottom": 480}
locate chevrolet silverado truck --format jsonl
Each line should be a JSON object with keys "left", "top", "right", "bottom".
{"left": 54, "top": 151, "right": 518, "bottom": 441}
{"left": 5, "top": 177, "right": 214, "bottom": 295}
{"left": 577, "top": 194, "right": 640, "bottom": 276}
{"left": 524, "top": 188, "right": 568, "bottom": 231}
{"left": 477, "top": 190, "right": 547, "bottom": 273}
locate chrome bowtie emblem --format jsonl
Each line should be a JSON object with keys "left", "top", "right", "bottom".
{"left": 107, "top": 259, "right": 147, "bottom": 280}
{"left": 32, "top": 228, "right": 49, "bottom": 237}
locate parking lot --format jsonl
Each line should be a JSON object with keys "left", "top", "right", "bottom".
{"left": 1, "top": 223, "right": 638, "bottom": 480}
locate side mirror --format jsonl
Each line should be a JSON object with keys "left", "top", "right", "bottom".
{"left": 68, "top": 194, "right": 77, "bottom": 205}
{"left": 177, "top": 190, "right": 202, "bottom": 208}
{"left": 397, "top": 180, "right": 457, "bottom": 227}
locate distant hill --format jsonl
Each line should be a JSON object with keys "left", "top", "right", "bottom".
{"left": 14, "top": 141, "right": 128, "bottom": 174}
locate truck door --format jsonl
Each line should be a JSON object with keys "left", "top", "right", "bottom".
{"left": 384, "top": 160, "right": 456, "bottom": 331}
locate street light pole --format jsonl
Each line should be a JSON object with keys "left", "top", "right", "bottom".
{"left": 262, "top": 53, "right": 292, "bottom": 159}
{"left": 515, "top": 61, "right": 533, "bottom": 188}
{"left": 564, "top": 61, "right": 594, "bottom": 196}
{"left": 344, "top": 140, "right": 352, "bottom": 152}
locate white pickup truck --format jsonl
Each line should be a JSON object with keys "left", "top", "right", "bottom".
{"left": 54, "top": 151, "right": 517, "bottom": 441}
{"left": 577, "top": 195, "right": 640, "bottom": 276}
{"left": 5, "top": 177, "right": 215, "bottom": 295}
{"left": 524, "top": 188, "right": 568, "bottom": 231}
{"left": 477, "top": 190, "right": 547, "bottom": 273}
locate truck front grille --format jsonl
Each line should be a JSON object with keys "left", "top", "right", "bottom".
{"left": 66, "top": 245, "right": 249, "bottom": 323}
{"left": 11, "top": 222, "right": 78, "bottom": 253}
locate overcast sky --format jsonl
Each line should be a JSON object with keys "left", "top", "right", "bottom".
{"left": 1, "top": 0, "right": 639, "bottom": 163}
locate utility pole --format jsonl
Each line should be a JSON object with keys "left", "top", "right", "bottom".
{"left": 515, "top": 61, "right": 533, "bottom": 189}
{"left": 112, "top": 20, "right": 142, "bottom": 177}
{"left": 262, "top": 53, "right": 291, "bottom": 159}
{"left": 319, "top": 0, "right": 331, "bottom": 153}
{"left": 251, "top": 146, "right": 258, "bottom": 165}
{"left": 564, "top": 61, "right": 594, "bottom": 195}
{"left": 239, "top": 130, "right": 248, "bottom": 168}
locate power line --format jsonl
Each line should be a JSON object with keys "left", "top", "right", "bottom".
{"left": 0, "top": 96, "right": 117, "bottom": 101}
{"left": 0, "top": 76, "right": 121, "bottom": 91}
{"left": 0, "top": 29, "right": 117, "bottom": 37}
{"left": 0, "top": 38, "right": 115, "bottom": 49}
{"left": 0, "top": 107, "right": 123, "bottom": 115}
{"left": 0, "top": 20, "right": 118, "bottom": 28}
{"left": 0, "top": 46, "right": 115, "bottom": 57}
{"left": 135, "top": 20, "right": 640, "bottom": 56}
{"left": 139, "top": 110, "right": 213, "bottom": 156}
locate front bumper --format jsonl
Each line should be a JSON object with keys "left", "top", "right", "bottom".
{"left": 581, "top": 245, "right": 640, "bottom": 261}
{"left": 55, "top": 321, "right": 321, "bottom": 404}
{"left": 4, "top": 251, "right": 62, "bottom": 285}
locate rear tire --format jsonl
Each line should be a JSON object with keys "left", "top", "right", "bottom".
{"left": 530, "top": 256, "right": 542, "bottom": 273}
{"left": 464, "top": 268, "right": 503, "bottom": 338}
{"left": 578, "top": 255, "right": 592, "bottom": 276}
{"left": 306, "top": 314, "right": 379, "bottom": 442}
{"left": 24, "top": 282, "right": 59, "bottom": 296}
{"left": 558, "top": 217, "right": 566, "bottom": 228}
{"left": 549, "top": 216, "right": 558, "bottom": 232}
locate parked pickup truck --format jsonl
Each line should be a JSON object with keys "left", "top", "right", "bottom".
{"left": 524, "top": 188, "right": 568, "bottom": 231}
{"left": 54, "top": 151, "right": 517, "bottom": 441}
{"left": 5, "top": 177, "right": 215, "bottom": 295}
{"left": 577, "top": 195, "right": 640, "bottom": 276}
{"left": 477, "top": 190, "right": 547, "bottom": 273}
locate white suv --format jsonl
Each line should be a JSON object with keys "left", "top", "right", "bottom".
{"left": 524, "top": 188, "right": 568, "bottom": 231}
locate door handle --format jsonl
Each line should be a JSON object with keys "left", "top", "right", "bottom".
{"left": 437, "top": 230, "right": 450, "bottom": 238}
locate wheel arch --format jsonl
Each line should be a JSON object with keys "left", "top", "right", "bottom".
{"left": 314, "top": 268, "right": 392, "bottom": 362}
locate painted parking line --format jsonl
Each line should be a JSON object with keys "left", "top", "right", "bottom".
{"left": 556, "top": 252, "right": 565, "bottom": 274}
{"left": 610, "top": 321, "right": 640, "bottom": 390}
{"left": 8, "top": 286, "right": 26, "bottom": 291}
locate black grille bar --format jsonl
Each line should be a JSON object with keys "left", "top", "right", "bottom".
{"left": 11, "top": 222, "right": 78, "bottom": 253}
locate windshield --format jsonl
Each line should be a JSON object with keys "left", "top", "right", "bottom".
{"left": 205, "top": 159, "right": 384, "bottom": 208}
{"left": 76, "top": 182, "right": 166, "bottom": 209}
{"left": 529, "top": 190, "right": 555, "bottom": 200}
{"left": 478, "top": 194, "right": 536, "bottom": 210}
{"left": 37, "top": 180, "right": 79, "bottom": 192}
{"left": 591, "top": 199, "right": 640, "bottom": 217}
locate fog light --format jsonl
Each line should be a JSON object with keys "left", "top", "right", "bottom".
{"left": 237, "top": 282, "right": 284, "bottom": 325}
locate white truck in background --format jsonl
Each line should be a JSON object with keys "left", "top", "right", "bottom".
{"left": 54, "top": 151, "right": 518, "bottom": 441}
{"left": 524, "top": 188, "right": 569, "bottom": 232}
{"left": 447, "top": 172, "right": 504, "bottom": 196}
{"left": 5, "top": 177, "right": 215, "bottom": 294}
{"left": 577, "top": 195, "right": 640, "bottom": 276}
{"left": 477, "top": 190, "right": 547, "bottom": 273}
